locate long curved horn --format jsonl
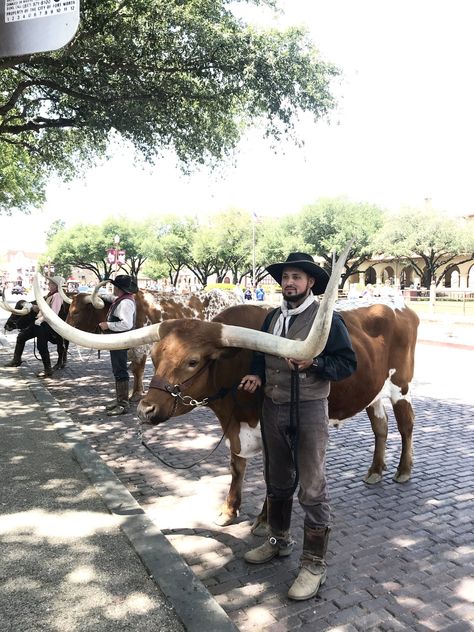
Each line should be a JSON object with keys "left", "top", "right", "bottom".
{"left": 82, "top": 280, "right": 106, "bottom": 309}
{"left": 33, "top": 274, "right": 162, "bottom": 350}
{"left": 218, "top": 241, "right": 352, "bottom": 361}
{"left": 57, "top": 282, "right": 72, "bottom": 304}
{"left": 32, "top": 241, "right": 351, "bottom": 357}
{"left": 1, "top": 288, "right": 31, "bottom": 315}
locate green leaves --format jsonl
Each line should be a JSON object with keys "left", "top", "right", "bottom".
{"left": 1, "top": 0, "right": 339, "bottom": 212}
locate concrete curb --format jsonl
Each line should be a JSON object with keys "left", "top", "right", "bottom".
{"left": 21, "top": 364, "right": 238, "bottom": 632}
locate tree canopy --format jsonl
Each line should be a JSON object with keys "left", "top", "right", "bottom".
{"left": 374, "top": 208, "right": 474, "bottom": 286}
{"left": 45, "top": 217, "right": 153, "bottom": 281}
{"left": 298, "top": 197, "right": 386, "bottom": 287}
{"left": 0, "top": 0, "right": 339, "bottom": 212}
{"left": 0, "top": 144, "right": 47, "bottom": 213}
{"left": 43, "top": 201, "right": 473, "bottom": 290}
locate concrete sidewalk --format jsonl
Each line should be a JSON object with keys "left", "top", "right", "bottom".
{"left": 417, "top": 315, "right": 474, "bottom": 349}
{"left": 0, "top": 364, "right": 237, "bottom": 631}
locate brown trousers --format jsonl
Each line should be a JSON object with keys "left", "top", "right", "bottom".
{"left": 261, "top": 396, "right": 331, "bottom": 529}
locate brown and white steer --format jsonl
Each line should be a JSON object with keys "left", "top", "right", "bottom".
{"left": 65, "top": 288, "right": 243, "bottom": 400}
{"left": 34, "top": 246, "right": 413, "bottom": 527}
{"left": 135, "top": 302, "right": 419, "bottom": 527}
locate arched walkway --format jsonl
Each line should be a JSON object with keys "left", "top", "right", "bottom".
{"left": 445, "top": 265, "right": 460, "bottom": 288}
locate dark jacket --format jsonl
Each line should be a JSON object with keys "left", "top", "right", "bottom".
{"left": 250, "top": 307, "right": 357, "bottom": 385}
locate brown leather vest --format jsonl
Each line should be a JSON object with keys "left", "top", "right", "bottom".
{"left": 264, "top": 301, "right": 330, "bottom": 404}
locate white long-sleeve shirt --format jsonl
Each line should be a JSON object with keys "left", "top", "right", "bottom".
{"left": 35, "top": 292, "right": 63, "bottom": 325}
{"left": 103, "top": 294, "right": 136, "bottom": 332}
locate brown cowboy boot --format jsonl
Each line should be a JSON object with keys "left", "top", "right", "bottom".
{"left": 288, "top": 525, "right": 330, "bottom": 600}
{"left": 105, "top": 381, "right": 122, "bottom": 411}
{"left": 244, "top": 497, "right": 294, "bottom": 564}
{"left": 107, "top": 380, "right": 130, "bottom": 416}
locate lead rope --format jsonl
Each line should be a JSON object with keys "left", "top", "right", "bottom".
{"left": 260, "top": 368, "right": 301, "bottom": 498}
{"left": 288, "top": 368, "right": 301, "bottom": 495}
{"left": 138, "top": 428, "right": 227, "bottom": 470}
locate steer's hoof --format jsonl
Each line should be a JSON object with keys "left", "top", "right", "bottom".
{"left": 364, "top": 472, "right": 383, "bottom": 485}
{"left": 393, "top": 471, "right": 411, "bottom": 483}
{"left": 214, "top": 508, "right": 236, "bottom": 527}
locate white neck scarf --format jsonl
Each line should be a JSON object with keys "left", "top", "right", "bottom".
{"left": 273, "top": 294, "right": 315, "bottom": 337}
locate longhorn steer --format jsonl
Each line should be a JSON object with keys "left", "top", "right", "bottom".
{"left": 136, "top": 302, "right": 419, "bottom": 527}
{"left": 4, "top": 299, "right": 69, "bottom": 369}
{"left": 65, "top": 289, "right": 244, "bottom": 400}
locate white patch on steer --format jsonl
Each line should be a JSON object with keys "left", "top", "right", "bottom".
{"left": 388, "top": 369, "right": 412, "bottom": 404}
{"left": 204, "top": 289, "right": 243, "bottom": 320}
{"left": 226, "top": 422, "right": 262, "bottom": 458}
{"left": 367, "top": 368, "right": 412, "bottom": 407}
{"left": 329, "top": 417, "right": 352, "bottom": 429}
{"left": 329, "top": 367, "right": 412, "bottom": 428}
{"left": 369, "top": 396, "right": 386, "bottom": 417}
{"left": 335, "top": 297, "right": 407, "bottom": 312}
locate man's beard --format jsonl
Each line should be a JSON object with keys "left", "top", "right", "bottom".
{"left": 282, "top": 289, "right": 310, "bottom": 305}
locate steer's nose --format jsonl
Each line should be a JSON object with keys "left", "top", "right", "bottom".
{"left": 137, "top": 400, "right": 156, "bottom": 420}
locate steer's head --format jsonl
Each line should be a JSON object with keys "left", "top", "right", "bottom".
{"left": 1, "top": 287, "right": 35, "bottom": 329}
{"left": 66, "top": 293, "right": 108, "bottom": 332}
{"left": 4, "top": 300, "right": 35, "bottom": 331}
{"left": 137, "top": 319, "right": 242, "bottom": 425}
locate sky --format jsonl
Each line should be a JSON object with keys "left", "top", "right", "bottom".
{"left": 2, "top": 0, "right": 474, "bottom": 253}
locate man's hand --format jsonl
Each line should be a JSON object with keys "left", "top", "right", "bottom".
{"left": 98, "top": 321, "right": 109, "bottom": 331}
{"left": 238, "top": 374, "right": 262, "bottom": 393}
{"left": 286, "top": 358, "right": 313, "bottom": 372}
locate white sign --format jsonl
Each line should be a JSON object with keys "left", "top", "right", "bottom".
{"left": 5, "top": 0, "right": 78, "bottom": 23}
{"left": 0, "top": 0, "right": 80, "bottom": 57}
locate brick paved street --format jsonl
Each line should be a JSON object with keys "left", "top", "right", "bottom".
{"left": 2, "top": 331, "right": 473, "bottom": 632}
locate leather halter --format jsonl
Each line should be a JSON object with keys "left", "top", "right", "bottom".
{"left": 146, "top": 359, "right": 237, "bottom": 420}
{"left": 148, "top": 359, "right": 213, "bottom": 399}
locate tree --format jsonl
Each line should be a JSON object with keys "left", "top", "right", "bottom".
{"left": 213, "top": 209, "right": 253, "bottom": 283}
{"left": 145, "top": 215, "right": 197, "bottom": 286}
{"left": 46, "top": 224, "right": 116, "bottom": 281}
{"left": 101, "top": 217, "right": 150, "bottom": 277}
{"left": 187, "top": 225, "right": 220, "bottom": 287}
{"left": 0, "top": 144, "right": 46, "bottom": 213}
{"left": 374, "top": 208, "right": 474, "bottom": 286}
{"left": 45, "top": 219, "right": 66, "bottom": 244}
{"left": 298, "top": 197, "right": 386, "bottom": 288}
{"left": 254, "top": 215, "right": 306, "bottom": 284}
{"left": 45, "top": 217, "right": 152, "bottom": 280}
{"left": 0, "top": 0, "right": 339, "bottom": 210}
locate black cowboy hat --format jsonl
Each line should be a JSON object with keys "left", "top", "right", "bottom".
{"left": 266, "top": 252, "right": 329, "bottom": 295}
{"left": 107, "top": 275, "right": 138, "bottom": 294}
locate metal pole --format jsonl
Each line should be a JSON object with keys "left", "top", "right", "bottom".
{"left": 252, "top": 215, "right": 256, "bottom": 289}
{"left": 114, "top": 234, "right": 120, "bottom": 279}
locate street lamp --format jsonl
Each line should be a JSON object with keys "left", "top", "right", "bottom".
{"left": 106, "top": 234, "right": 125, "bottom": 279}
{"left": 114, "top": 234, "right": 120, "bottom": 278}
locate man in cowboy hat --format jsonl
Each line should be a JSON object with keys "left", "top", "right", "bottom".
{"left": 5, "top": 275, "right": 66, "bottom": 377}
{"left": 239, "top": 252, "right": 357, "bottom": 601}
{"left": 98, "top": 275, "right": 138, "bottom": 416}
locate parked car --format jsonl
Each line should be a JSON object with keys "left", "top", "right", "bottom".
{"left": 12, "top": 285, "right": 26, "bottom": 295}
